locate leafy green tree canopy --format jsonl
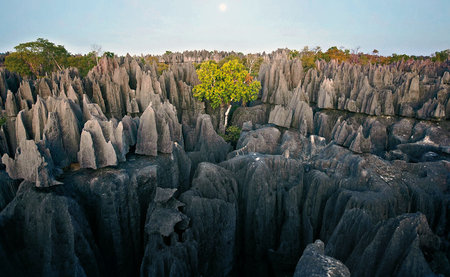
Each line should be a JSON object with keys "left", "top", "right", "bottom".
{"left": 431, "top": 50, "right": 449, "bottom": 62}
{"left": 193, "top": 59, "right": 261, "bottom": 108}
{"left": 4, "top": 38, "right": 113, "bottom": 78}
{"left": 103, "top": 51, "right": 115, "bottom": 58}
{"left": 193, "top": 59, "right": 261, "bottom": 131}
{"left": 5, "top": 38, "right": 69, "bottom": 77}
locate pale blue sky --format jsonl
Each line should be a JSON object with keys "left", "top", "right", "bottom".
{"left": 1, "top": 0, "right": 448, "bottom": 56}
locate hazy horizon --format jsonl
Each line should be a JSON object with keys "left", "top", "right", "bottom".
{"left": 1, "top": 0, "right": 449, "bottom": 57}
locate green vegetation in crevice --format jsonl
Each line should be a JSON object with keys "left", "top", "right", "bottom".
{"left": 0, "top": 116, "right": 7, "bottom": 127}
{"left": 220, "top": 125, "right": 241, "bottom": 148}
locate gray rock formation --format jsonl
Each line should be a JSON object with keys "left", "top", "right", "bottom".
{"left": 231, "top": 104, "right": 268, "bottom": 128}
{"left": 0, "top": 171, "right": 20, "bottom": 211}
{"left": 180, "top": 162, "right": 239, "bottom": 276}
{"left": 136, "top": 103, "right": 158, "bottom": 156}
{"left": 0, "top": 52, "right": 448, "bottom": 277}
{"left": 43, "top": 112, "right": 69, "bottom": 168}
{"left": 5, "top": 90, "right": 18, "bottom": 117}
{"left": 268, "top": 105, "right": 292, "bottom": 127}
{"left": 78, "top": 119, "right": 118, "bottom": 169}
{"left": 294, "top": 240, "right": 350, "bottom": 277}
{"left": 82, "top": 94, "right": 107, "bottom": 121}
{"left": 261, "top": 56, "right": 449, "bottom": 121}
{"left": 141, "top": 186, "right": 196, "bottom": 277}
{"left": 154, "top": 101, "right": 183, "bottom": 153}
{"left": 51, "top": 97, "right": 81, "bottom": 163}
{"left": 279, "top": 131, "right": 327, "bottom": 160}
{"left": 228, "top": 126, "right": 281, "bottom": 158}
{"left": 326, "top": 211, "right": 439, "bottom": 277}
{"left": 0, "top": 181, "right": 103, "bottom": 276}
{"left": 221, "top": 154, "right": 305, "bottom": 275}
{"left": 2, "top": 140, "right": 60, "bottom": 187}
{"left": 186, "top": 114, "right": 230, "bottom": 172}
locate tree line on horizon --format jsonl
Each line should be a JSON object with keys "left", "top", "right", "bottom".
{"left": 291, "top": 46, "right": 449, "bottom": 70}
{"left": 1, "top": 38, "right": 448, "bottom": 79}
{"left": 1, "top": 38, "right": 114, "bottom": 78}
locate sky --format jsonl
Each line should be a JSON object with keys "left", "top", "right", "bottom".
{"left": 0, "top": 0, "right": 449, "bottom": 56}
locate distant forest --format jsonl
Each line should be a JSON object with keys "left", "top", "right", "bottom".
{"left": 1, "top": 38, "right": 449, "bottom": 79}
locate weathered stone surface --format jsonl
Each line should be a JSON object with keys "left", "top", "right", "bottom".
{"left": 259, "top": 57, "right": 303, "bottom": 106}
{"left": 0, "top": 126, "right": 10, "bottom": 157}
{"left": 317, "top": 78, "right": 335, "bottom": 109}
{"left": 229, "top": 126, "right": 281, "bottom": 158}
{"left": 187, "top": 114, "right": 230, "bottom": 171}
{"left": 53, "top": 98, "right": 81, "bottom": 163}
{"left": 389, "top": 118, "right": 414, "bottom": 147}
{"left": 221, "top": 154, "right": 304, "bottom": 275}
{"left": 15, "top": 110, "right": 31, "bottom": 146}
{"left": 78, "top": 119, "right": 118, "bottom": 169}
{"left": 348, "top": 126, "right": 371, "bottom": 153}
{"left": 172, "top": 142, "right": 192, "bottom": 193}
{"left": 82, "top": 94, "right": 107, "bottom": 122}
{"left": 327, "top": 211, "right": 438, "bottom": 277}
{"left": 160, "top": 66, "right": 204, "bottom": 125}
{"left": 180, "top": 163, "right": 238, "bottom": 276}
{"left": 17, "top": 80, "right": 35, "bottom": 107}
{"left": 231, "top": 104, "right": 268, "bottom": 128}
{"left": 0, "top": 52, "right": 448, "bottom": 277}
{"left": 36, "top": 78, "right": 52, "bottom": 98}
{"left": 92, "top": 81, "right": 106, "bottom": 113}
{"left": 268, "top": 104, "right": 292, "bottom": 128}
{"left": 154, "top": 101, "right": 183, "bottom": 153}
{"left": 113, "top": 122, "right": 128, "bottom": 162}
{"left": 31, "top": 96, "right": 48, "bottom": 141}
{"left": 279, "top": 131, "right": 327, "bottom": 160}
{"left": 136, "top": 103, "right": 158, "bottom": 156}
{"left": 78, "top": 130, "right": 96, "bottom": 169}
{"left": 5, "top": 90, "right": 18, "bottom": 117}
{"left": 1, "top": 140, "right": 59, "bottom": 187}
{"left": 294, "top": 240, "right": 350, "bottom": 277}
{"left": 141, "top": 184, "right": 197, "bottom": 277}
{"left": 261, "top": 56, "right": 449, "bottom": 120}
{"left": 0, "top": 171, "right": 20, "bottom": 211}
{"left": 0, "top": 182, "right": 103, "bottom": 276}
{"left": 290, "top": 91, "right": 314, "bottom": 133}
{"left": 44, "top": 112, "right": 69, "bottom": 168}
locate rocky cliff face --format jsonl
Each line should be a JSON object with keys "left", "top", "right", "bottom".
{"left": 0, "top": 52, "right": 449, "bottom": 277}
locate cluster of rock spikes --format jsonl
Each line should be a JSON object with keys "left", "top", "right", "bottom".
{"left": 0, "top": 49, "right": 448, "bottom": 277}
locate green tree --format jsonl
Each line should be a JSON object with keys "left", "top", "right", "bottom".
{"left": 4, "top": 51, "right": 35, "bottom": 76}
{"left": 66, "top": 53, "right": 97, "bottom": 77}
{"left": 217, "top": 54, "right": 243, "bottom": 68}
{"left": 289, "top": 49, "right": 299, "bottom": 59}
{"left": 5, "top": 38, "right": 69, "bottom": 77}
{"left": 156, "top": 62, "right": 169, "bottom": 75}
{"left": 431, "top": 50, "right": 449, "bottom": 62}
{"left": 103, "top": 51, "right": 115, "bottom": 58}
{"left": 193, "top": 59, "right": 261, "bottom": 132}
{"left": 300, "top": 46, "right": 317, "bottom": 70}
{"left": 0, "top": 116, "right": 7, "bottom": 127}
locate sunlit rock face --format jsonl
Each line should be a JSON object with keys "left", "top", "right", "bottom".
{"left": 0, "top": 51, "right": 448, "bottom": 276}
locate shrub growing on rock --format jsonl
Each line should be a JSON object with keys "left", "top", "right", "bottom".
{"left": 220, "top": 125, "right": 241, "bottom": 148}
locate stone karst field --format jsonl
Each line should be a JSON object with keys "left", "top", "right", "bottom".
{"left": 0, "top": 48, "right": 449, "bottom": 277}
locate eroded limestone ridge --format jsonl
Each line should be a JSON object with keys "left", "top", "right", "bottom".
{"left": 0, "top": 51, "right": 448, "bottom": 276}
